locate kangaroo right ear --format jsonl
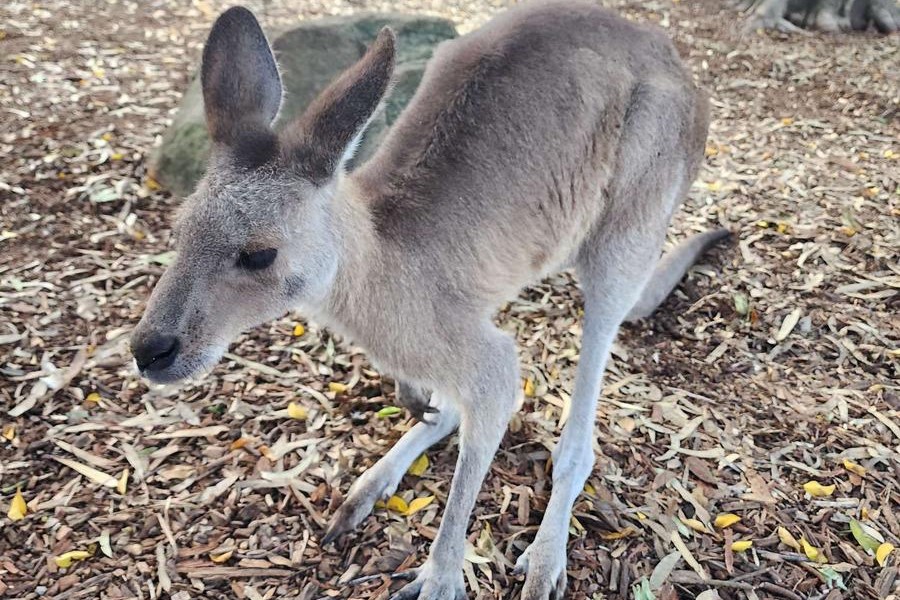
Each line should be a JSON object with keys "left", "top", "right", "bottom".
{"left": 201, "top": 6, "right": 282, "bottom": 163}
{"left": 281, "top": 28, "right": 396, "bottom": 184}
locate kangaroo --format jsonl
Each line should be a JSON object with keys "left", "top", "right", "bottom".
{"left": 131, "top": 2, "right": 729, "bottom": 598}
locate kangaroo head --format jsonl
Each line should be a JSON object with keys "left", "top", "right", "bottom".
{"left": 131, "top": 7, "right": 394, "bottom": 383}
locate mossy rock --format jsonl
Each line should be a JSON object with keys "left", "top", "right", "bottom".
{"left": 150, "top": 14, "right": 457, "bottom": 197}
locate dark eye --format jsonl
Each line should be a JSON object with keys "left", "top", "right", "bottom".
{"left": 237, "top": 248, "right": 277, "bottom": 271}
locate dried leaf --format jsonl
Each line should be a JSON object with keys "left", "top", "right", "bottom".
{"left": 842, "top": 459, "right": 866, "bottom": 477}
{"left": 210, "top": 550, "right": 234, "bottom": 563}
{"left": 287, "top": 402, "right": 308, "bottom": 420}
{"left": 98, "top": 531, "right": 113, "bottom": 558}
{"left": 775, "top": 308, "right": 802, "bottom": 341}
{"left": 649, "top": 551, "right": 681, "bottom": 590}
{"left": 407, "top": 454, "right": 429, "bottom": 476}
{"left": 714, "top": 513, "right": 741, "bottom": 529}
{"left": 777, "top": 526, "right": 802, "bottom": 552}
{"left": 116, "top": 468, "right": 129, "bottom": 495}
{"left": 405, "top": 495, "right": 434, "bottom": 516}
{"left": 600, "top": 527, "right": 635, "bottom": 540}
{"left": 875, "top": 543, "right": 894, "bottom": 566}
{"left": 386, "top": 495, "right": 408, "bottom": 514}
{"left": 53, "top": 457, "right": 118, "bottom": 488}
{"left": 682, "top": 518, "right": 708, "bottom": 533}
{"left": 85, "top": 392, "right": 101, "bottom": 404}
{"left": 328, "top": 382, "right": 347, "bottom": 394}
{"left": 803, "top": 480, "right": 835, "bottom": 497}
{"left": 523, "top": 378, "right": 535, "bottom": 397}
{"left": 670, "top": 530, "right": 708, "bottom": 581}
{"left": 3, "top": 424, "right": 16, "bottom": 441}
{"left": 464, "top": 542, "right": 492, "bottom": 565}
{"left": 731, "top": 540, "right": 753, "bottom": 552}
{"left": 801, "top": 538, "right": 826, "bottom": 563}
{"left": 7, "top": 487, "right": 27, "bottom": 521}
{"left": 54, "top": 550, "right": 91, "bottom": 568}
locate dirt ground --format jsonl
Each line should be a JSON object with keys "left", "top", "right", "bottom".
{"left": 0, "top": 0, "right": 898, "bottom": 599}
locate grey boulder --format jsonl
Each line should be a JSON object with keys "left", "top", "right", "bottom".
{"left": 149, "top": 14, "right": 457, "bottom": 197}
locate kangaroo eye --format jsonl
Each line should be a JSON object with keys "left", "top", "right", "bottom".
{"left": 237, "top": 248, "right": 277, "bottom": 270}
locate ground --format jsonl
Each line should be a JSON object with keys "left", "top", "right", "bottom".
{"left": 0, "top": 0, "right": 898, "bottom": 599}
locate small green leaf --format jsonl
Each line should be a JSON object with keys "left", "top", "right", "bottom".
{"left": 149, "top": 251, "right": 176, "bottom": 266}
{"left": 733, "top": 293, "right": 749, "bottom": 316}
{"left": 377, "top": 406, "right": 403, "bottom": 418}
{"left": 631, "top": 578, "right": 656, "bottom": 600}
{"left": 849, "top": 519, "right": 883, "bottom": 552}
{"left": 817, "top": 566, "right": 847, "bottom": 590}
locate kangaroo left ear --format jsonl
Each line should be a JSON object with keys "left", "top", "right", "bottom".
{"left": 201, "top": 6, "right": 282, "bottom": 165}
{"left": 282, "top": 27, "right": 396, "bottom": 184}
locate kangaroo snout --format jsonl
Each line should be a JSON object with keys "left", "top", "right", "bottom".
{"left": 131, "top": 330, "right": 181, "bottom": 375}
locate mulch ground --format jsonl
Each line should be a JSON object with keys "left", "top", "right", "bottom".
{"left": 1, "top": 0, "right": 898, "bottom": 599}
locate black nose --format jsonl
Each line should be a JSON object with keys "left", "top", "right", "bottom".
{"left": 132, "top": 332, "right": 180, "bottom": 372}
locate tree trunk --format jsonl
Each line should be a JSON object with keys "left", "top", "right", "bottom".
{"left": 739, "top": 0, "right": 899, "bottom": 32}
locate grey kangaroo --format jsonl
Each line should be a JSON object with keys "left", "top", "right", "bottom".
{"left": 131, "top": 2, "right": 729, "bottom": 598}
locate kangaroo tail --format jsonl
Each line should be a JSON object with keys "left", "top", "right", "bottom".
{"left": 626, "top": 228, "right": 732, "bottom": 321}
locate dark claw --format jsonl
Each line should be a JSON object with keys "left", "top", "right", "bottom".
{"left": 396, "top": 380, "right": 439, "bottom": 423}
{"left": 321, "top": 524, "right": 341, "bottom": 546}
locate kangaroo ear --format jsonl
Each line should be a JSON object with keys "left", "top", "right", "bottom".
{"left": 282, "top": 27, "right": 395, "bottom": 183}
{"left": 201, "top": 6, "right": 282, "bottom": 162}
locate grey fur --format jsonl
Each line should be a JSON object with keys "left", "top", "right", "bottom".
{"left": 131, "top": 2, "right": 729, "bottom": 598}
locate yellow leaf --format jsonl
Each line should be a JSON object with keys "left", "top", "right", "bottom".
{"left": 292, "top": 323, "right": 305, "bottom": 337}
{"left": 258, "top": 445, "right": 276, "bottom": 461}
{"left": 7, "top": 487, "right": 27, "bottom": 521}
{"left": 144, "top": 176, "right": 162, "bottom": 191}
{"left": 54, "top": 550, "right": 91, "bottom": 568}
{"left": 210, "top": 549, "right": 234, "bottom": 563}
{"left": 842, "top": 459, "right": 866, "bottom": 477}
{"left": 85, "top": 392, "right": 101, "bottom": 404}
{"left": 583, "top": 483, "right": 596, "bottom": 497}
{"left": 803, "top": 481, "right": 835, "bottom": 497}
{"left": 405, "top": 496, "right": 434, "bottom": 516}
{"left": 287, "top": 402, "right": 308, "bottom": 420}
{"left": 635, "top": 512, "right": 647, "bottom": 521}
{"left": 600, "top": 527, "right": 634, "bottom": 541}
{"left": 777, "top": 526, "right": 801, "bottom": 552}
{"left": 781, "top": 117, "right": 794, "bottom": 125}
{"left": 2, "top": 424, "right": 14, "bottom": 441}
{"left": 776, "top": 222, "right": 789, "bottom": 234}
{"left": 706, "top": 181, "right": 722, "bottom": 191}
{"left": 683, "top": 518, "right": 707, "bottom": 533}
{"left": 704, "top": 144, "right": 719, "bottom": 157}
{"left": 876, "top": 543, "right": 894, "bottom": 566}
{"left": 117, "top": 468, "right": 129, "bottom": 495}
{"left": 229, "top": 437, "right": 249, "bottom": 450}
{"left": 328, "top": 382, "right": 347, "bottom": 394}
{"left": 110, "top": 152, "right": 124, "bottom": 161}
{"left": 884, "top": 149, "right": 895, "bottom": 159}
{"left": 523, "top": 378, "right": 535, "bottom": 397}
{"left": 731, "top": 540, "right": 753, "bottom": 552}
{"left": 800, "top": 537, "right": 825, "bottom": 563}
{"left": 407, "top": 454, "right": 429, "bottom": 477}
{"left": 386, "top": 495, "right": 408, "bottom": 514}
{"left": 714, "top": 513, "right": 741, "bottom": 529}
{"left": 861, "top": 507, "right": 870, "bottom": 520}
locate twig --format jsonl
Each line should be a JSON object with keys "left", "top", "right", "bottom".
{"left": 759, "top": 582, "right": 804, "bottom": 600}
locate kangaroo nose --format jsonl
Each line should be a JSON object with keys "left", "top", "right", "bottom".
{"left": 131, "top": 332, "right": 180, "bottom": 372}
